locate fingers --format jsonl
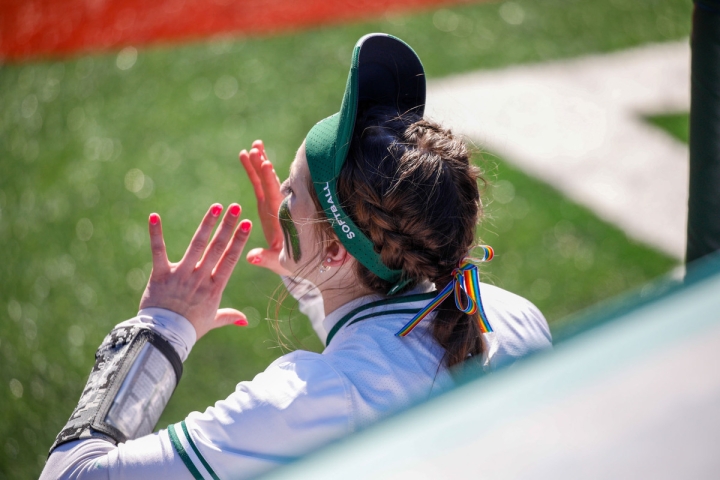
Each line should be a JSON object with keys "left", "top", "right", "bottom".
{"left": 258, "top": 161, "right": 285, "bottom": 249}
{"left": 245, "top": 144, "right": 284, "bottom": 251}
{"left": 248, "top": 147, "right": 266, "bottom": 183}
{"left": 246, "top": 247, "right": 293, "bottom": 276}
{"left": 260, "top": 160, "right": 283, "bottom": 209}
{"left": 212, "top": 219, "right": 253, "bottom": 286}
{"left": 239, "top": 149, "right": 265, "bottom": 202}
{"left": 215, "top": 308, "right": 248, "bottom": 327}
{"left": 252, "top": 139, "right": 265, "bottom": 157}
{"left": 148, "top": 213, "right": 170, "bottom": 276}
{"left": 197, "top": 203, "right": 242, "bottom": 275}
{"left": 246, "top": 247, "right": 265, "bottom": 266}
{"left": 179, "top": 203, "right": 224, "bottom": 272}
{"left": 252, "top": 140, "right": 269, "bottom": 167}
{"left": 239, "top": 140, "right": 269, "bottom": 203}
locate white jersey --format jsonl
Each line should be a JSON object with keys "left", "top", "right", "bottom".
{"left": 42, "top": 282, "right": 551, "bottom": 480}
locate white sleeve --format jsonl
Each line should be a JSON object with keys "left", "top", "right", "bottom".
{"left": 282, "top": 276, "right": 327, "bottom": 343}
{"left": 117, "top": 307, "right": 197, "bottom": 361}
{"left": 480, "top": 284, "right": 553, "bottom": 370}
{"left": 42, "top": 347, "right": 351, "bottom": 480}
{"left": 40, "top": 432, "right": 194, "bottom": 480}
{"left": 168, "top": 351, "right": 351, "bottom": 480}
{"left": 40, "top": 309, "right": 195, "bottom": 480}
{"left": 40, "top": 439, "right": 114, "bottom": 480}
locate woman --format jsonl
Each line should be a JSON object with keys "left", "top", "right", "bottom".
{"left": 41, "top": 34, "right": 551, "bottom": 480}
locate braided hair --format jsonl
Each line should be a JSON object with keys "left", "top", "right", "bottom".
{"left": 308, "top": 106, "right": 487, "bottom": 367}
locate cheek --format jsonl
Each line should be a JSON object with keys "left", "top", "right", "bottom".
{"left": 296, "top": 222, "right": 320, "bottom": 259}
{"left": 278, "top": 197, "right": 302, "bottom": 263}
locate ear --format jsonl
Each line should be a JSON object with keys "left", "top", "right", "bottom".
{"left": 323, "top": 239, "right": 350, "bottom": 267}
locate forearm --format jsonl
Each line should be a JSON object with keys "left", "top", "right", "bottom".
{"left": 41, "top": 439, "right": 113, "bottom": 480}
{"left": 115, "top": 308, "right": 196, "bottom": 362}
{"left": 41, "top": 431, "right": 194, "bottom": 480}
{"left": 41, "top": 309, "right": 195, "bottom": 479}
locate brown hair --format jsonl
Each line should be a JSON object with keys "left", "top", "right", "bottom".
{"left": 308, "top": 106, "right": 486, "bottom": 367}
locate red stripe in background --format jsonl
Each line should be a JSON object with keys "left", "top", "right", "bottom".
{"left": 1, "top": 0, "right": 479, "bottom": 62}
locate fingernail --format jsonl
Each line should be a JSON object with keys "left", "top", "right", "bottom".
{"left": 250, "top": 256, "right": 261, "bottom": 264}
{"left": 229, "top": 204, "right": 241, "bottom": 217}
{"left": 149, "top": 213, "right": 159, "bottom": 225}
{"left": 234, "top": 318, "right": 248, "bottom": 326}
{"left": 240, "top": 219, "right": 251, "bottom": 233}
{"left": 211, "top": 204, "right": 222, "bottom": 217}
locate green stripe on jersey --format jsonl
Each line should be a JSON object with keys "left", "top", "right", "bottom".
{"left": 346, "top": 309, "right": 423, "bottom": 328}
{"left": 168, "top": 423, "right": 205, "bottom": 480}
{"left": 182, "top": 421, "right": 221, "bottom": 480}
{"left": 325, "top": 292, "right": 436, "bottom": 346}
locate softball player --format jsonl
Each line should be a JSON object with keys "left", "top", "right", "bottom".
{"left": 41, "top": 34, "right": 551, "bottom": 480}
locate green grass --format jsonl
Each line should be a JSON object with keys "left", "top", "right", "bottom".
{"left": 0, "top": 0, "right": 690, "bottom": 477}
{"left": 479, "top": 155, "right": 676, "bottom": 321}
{"left": 646, "top": 112, "right": 690, "bottom": 143}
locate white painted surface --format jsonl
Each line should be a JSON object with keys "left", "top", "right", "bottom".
{"left": 427, "top": 41, "right": 690, "bottom": 259}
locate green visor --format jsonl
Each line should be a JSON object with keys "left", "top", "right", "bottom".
{"left": 305, "top": 33, "right": 426, "bottom": 286}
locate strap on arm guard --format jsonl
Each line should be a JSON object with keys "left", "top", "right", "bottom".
{"left": 50, "top": 325, "right": 183, "bottom": 453}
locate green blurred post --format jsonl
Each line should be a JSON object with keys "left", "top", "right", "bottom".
{"left": 687, "top": 0, "right": 720, "bottom": 263}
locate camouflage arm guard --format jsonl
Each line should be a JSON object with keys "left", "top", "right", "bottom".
{"left": 50, "top": 325, "right": 183, "bottom": 452}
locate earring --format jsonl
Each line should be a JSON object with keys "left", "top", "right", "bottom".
{"left": 319, "top": 259, "right": 332, "bottom": 274}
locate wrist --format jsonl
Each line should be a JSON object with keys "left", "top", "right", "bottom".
{"left": 117, "top": 308, "right": 197, "bottom": 362}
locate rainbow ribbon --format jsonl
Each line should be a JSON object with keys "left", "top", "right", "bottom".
{"left": 396, "top": 246, "right": 494, "bottom": 337}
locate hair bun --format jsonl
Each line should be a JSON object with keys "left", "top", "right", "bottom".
{"left": 336, "top": 106, "right": 482, "bottom": 293}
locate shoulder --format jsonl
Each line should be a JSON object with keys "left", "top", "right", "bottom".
{"left": 178, "top": 351, "right": 352, "bottom": 478}
{"left": 480, "top": 283, "right": 553, "bottom": 366}
{"left": 259, "top": 350, "right": 351, "bottom": 407}
{"left": 207, "top": 350, "right": 349, "bottom": 422}
{"left": 321, "top": 316, "right": 453, "bottom": 426}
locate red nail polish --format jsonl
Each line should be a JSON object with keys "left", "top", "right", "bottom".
{"left": 229, "top": 204, "right": 241, "bottom": 217}
{"left": 250, "top": 256, "right": 261, "bottom": 264}
{"left": 240, "top": 220, "right": 251, "bottom": 232}
{"left": 149, "top": 213, "right": 159, "bottom": 225}
{"left": 211, "top": 204, "right": 222, "bottom": 217}
{"left": 234, "top": 318, "right": 248, "bottom": 326}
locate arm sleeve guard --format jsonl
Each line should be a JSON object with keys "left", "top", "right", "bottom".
{"left": 50, "top": 325, "right": 183, "bottom": 452}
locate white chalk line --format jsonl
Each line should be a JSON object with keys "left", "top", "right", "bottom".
{"left": 427, "top": 40, "right": 690, "bottom": 260}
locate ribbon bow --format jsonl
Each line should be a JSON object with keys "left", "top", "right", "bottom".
{"left": 396, "top": 246, "right": 494, "bottom": 337}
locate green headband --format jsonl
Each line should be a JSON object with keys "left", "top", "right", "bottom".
{"left": 305, "top": 33, "right": 426, "bottom": 287}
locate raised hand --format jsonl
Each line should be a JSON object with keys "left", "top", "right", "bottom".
{"left": 239, "top": 140, "right": 291, "bottom": 276}
{"left": 139, "top": 203, "right": 253, "bottom": 340}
